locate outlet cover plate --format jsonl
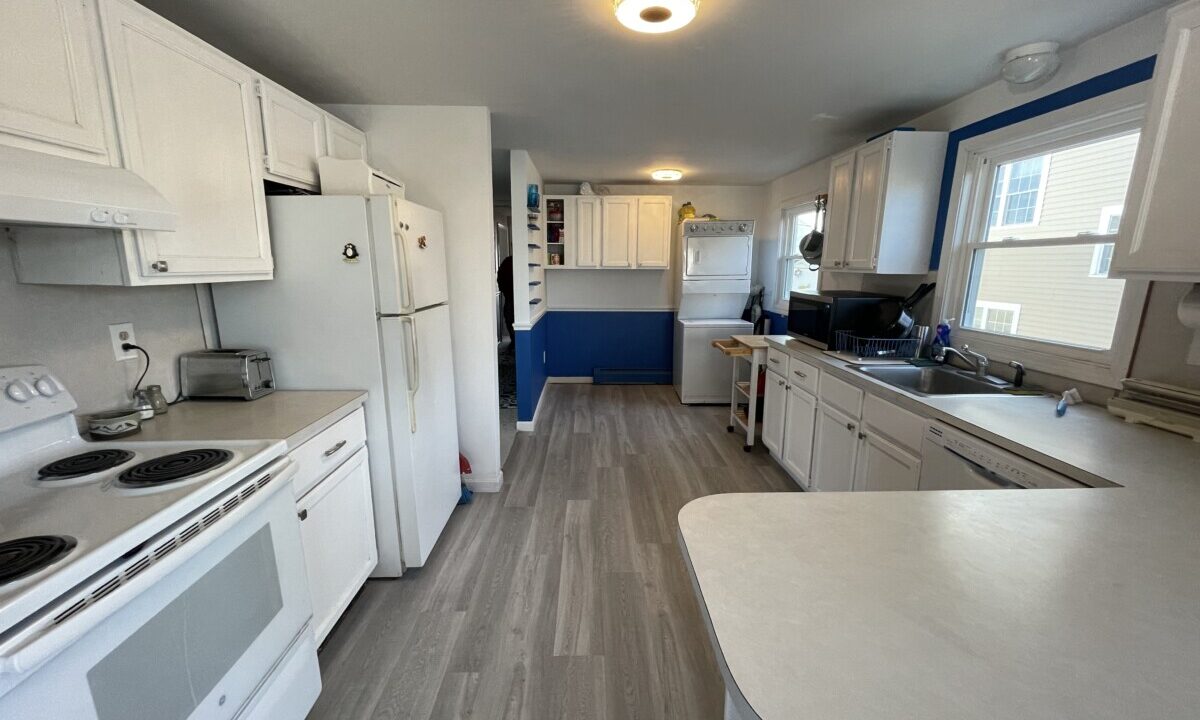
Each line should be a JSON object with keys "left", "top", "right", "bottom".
{"left": 109, "top": 323, "right": 137, "bottom": 361}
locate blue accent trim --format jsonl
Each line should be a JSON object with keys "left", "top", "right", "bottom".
{"left": 545, "top": 311, "right": 675, "bottom": 381}
{"left": 765, "top": 310, "right": 788, "bottom": 336}
{"left": 515, "top": 315, "right": 548, "bottom": 422}
{"left": 928, "top": 56, "right": 1157, "bottom": 270}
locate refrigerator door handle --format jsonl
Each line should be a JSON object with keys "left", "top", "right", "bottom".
{"left": 397, "top": 228, "right": 417, "bottom": 314}
{"left": 401, "top": 316, "right": 420, "bottom": 433}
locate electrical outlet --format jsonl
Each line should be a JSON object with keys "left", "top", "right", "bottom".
{"left": 109, "top": 323, "right": 137, "bottom": 361}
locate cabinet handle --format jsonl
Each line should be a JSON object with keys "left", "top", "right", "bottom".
{"left": 297, "top": 509, "right": 308, "bottom": 521}
{"left": 151, "top": 261, "right": 169, "bottom": 272}
{"left": 858, "top": 432, "right": 866, "bottom": 440}
{"left": 323, "top": 440, "right": 347, "bottom": 457}
{"left": 769, "top": 358, "right": 780, "bottom": 364}
{"left": 777, "top": 379, "right": 785, "bottom": 387}
{"left": 793, "top": 370, "right": 807, "bottom": 379}
{"left": 846, "top": 422, "right": 856, "bottom": 431}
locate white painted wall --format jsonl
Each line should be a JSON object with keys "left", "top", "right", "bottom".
{"left": 0, "top": 244, "right": 206, "bottom": 414}
{"left": 324, "top": 104, "right": 504, "bottom": 489}
{"left": 510, "top": 150, "right": 543, "bottom": 327}
{"left": 760, "top": 160, "right": 832, "bottom": 312}
{"left": 541, "top": 184, "right": 768, "bottom": 310}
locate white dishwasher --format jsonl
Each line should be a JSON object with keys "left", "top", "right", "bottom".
{"left": 918, "top": 422, "right": 1085, "bottom": 490}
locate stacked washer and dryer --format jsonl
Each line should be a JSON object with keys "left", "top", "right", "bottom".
{"left": 672, "top": 220, "right": 756, "bottom": 404}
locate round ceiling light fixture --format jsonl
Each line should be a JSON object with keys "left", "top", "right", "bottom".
{"left": 651, "top": 169, "right": 684, "bottom": 182}
{"left": 615, "top": 0, "right": 699, "bottom": 34}
{"left": 1001, "top": 42, "right": 1061, "bottom": 85}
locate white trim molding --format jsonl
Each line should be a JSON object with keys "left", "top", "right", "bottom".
{"left": 934, "top": 86, "right": 1150, "bottom": 388}
{"left": 515, "top": 389, "right": 546, "bottom": 432}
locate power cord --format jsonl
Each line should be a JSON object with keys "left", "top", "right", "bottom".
{"left": 121, "top": 343, "right": 150, "bottom": 395}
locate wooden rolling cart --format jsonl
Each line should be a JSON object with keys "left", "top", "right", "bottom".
{"left": 711, "top": 335, "right": 772, "bottom": 452}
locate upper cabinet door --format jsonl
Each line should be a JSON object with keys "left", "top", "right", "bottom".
{"left": 0, "top": 0, "right": 111, "bottom": 160}
{"left": 823, "top": 150, "right": 856, "bottom": 269}
{"left": 258, "top": 79, "right": 326, "bottom": 188}
{"left": 635, "top": 196, "right": 672, "bottom": 268}
{"left": 601, "top": 197, "right": 637, "bottom": 268}
{"left": 100, "top": 0, "right": 272, "bottom": 280}
{"left": 574, "top": 196, "right": 602, "bottom": 268}
{"left": 1111, "top": 1, "right": 1200, "bottom": 281}
{"left": 325, "top": 114, "right": 368, "bottom": 161}
{"left": 845, "top": 137, "right": 889, "bottom": 270}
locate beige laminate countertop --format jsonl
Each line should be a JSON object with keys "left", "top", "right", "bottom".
{"left": 763, "top": 335, "right": 1200, "bottom": 492}
{"left": 133, "top": 390, "right": 366, "bottom": 449}
{"left": 679, "top": 337, "right": 1200, "bottom": 719}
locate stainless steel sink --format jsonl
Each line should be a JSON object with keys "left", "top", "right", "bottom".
{"left": 853, "top": 365, "right": 1015, "bottom": 397}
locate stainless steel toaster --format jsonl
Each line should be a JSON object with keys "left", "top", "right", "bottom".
{"left": 179, "top": 349, "right": 275, "bottom": 400}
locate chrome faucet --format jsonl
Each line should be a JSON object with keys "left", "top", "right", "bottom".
{"left": 935, "top": 343, "right": 990, "bottom": 378}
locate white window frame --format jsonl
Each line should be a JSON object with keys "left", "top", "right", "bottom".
{"left": 988, "top": 155, "right": 1050, "bottom": 230}
{"left": 1088, "top": 205, "right": 1122, "bottom": 277}
{"left": 774, "top": 199, "right": 820, "bottom": 313}
{"left": 935, "top": 87, "right": 1150, "bottom": 389}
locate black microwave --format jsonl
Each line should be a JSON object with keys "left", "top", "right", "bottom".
{"left": 787, "top": 291, "right": 901, "bottom": 350}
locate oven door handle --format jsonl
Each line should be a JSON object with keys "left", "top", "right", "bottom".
{"left": 0, "top": 457, "right": 297, "bottom": 677}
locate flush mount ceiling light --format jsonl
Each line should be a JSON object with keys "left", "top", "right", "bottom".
{"left": 615, "top": 0, "right": 698, "bottom": 34}
{"left": 651, "top": 169, "right": 684, "bottom": 181}
{"left": 1001, "top": 42, "right": 1061, "bottom": 85}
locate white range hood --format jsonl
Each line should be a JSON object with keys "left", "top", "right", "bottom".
{"left": 0, "top": 146, "right": 177, "bottom": 232}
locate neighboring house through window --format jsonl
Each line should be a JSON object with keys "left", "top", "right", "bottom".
{"left": 775, "top": 202, "right": 819, "bottom": 311}
{"left": 1089, "top": 205, "right": 1122, "bottom": 277}
{"left": 988, "top": 155, "right": 1050, "bottom": 229}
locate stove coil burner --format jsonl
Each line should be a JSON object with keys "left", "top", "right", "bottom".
{"left": 0, "top": 535, "right": 77, "bottom": 585}
{"left": 118, "top": 449, "right": 234, "bottom": 487}
{"left": 37, "top": 449, "right": 135, "bottom": 480}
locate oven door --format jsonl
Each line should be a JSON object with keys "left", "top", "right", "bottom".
{"left": 0, "top": 458, "right": 316, "bottom": 720}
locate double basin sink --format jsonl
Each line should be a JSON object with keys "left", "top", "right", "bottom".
{"left": 853, "top": 365, "right": 1017, "bottom": 397}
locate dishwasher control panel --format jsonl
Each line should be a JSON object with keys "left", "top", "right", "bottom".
{"left": 924, "top": 424, "right": 1084, "bottom": 490}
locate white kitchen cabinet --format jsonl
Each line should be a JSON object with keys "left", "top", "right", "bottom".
{"left": 782, "top": 385, "right": 818, "bottom": 489}
{"left": 854, "top": 431, "right": 921, "bottom": 492}
{"left": 1111, "top": 0, "right": 1200, "bottom": 281}
{"left": 297, "top": 446, "right": 378, "bottom": 645}
{"left": 822, "top": 130, "right": 948, "bottom": 274}
{"left": 324, "top": 113, "right": 368, "bottom": 161}
{"left": 574, "top": 196, "right": 602, "bottom": 268}
{"left": 97, "top": 0, "right": 273, "bottom": 283}
{"left": 0, "top": 0, "right": 113, "bottom": 161}
{"left": 636, "top": 196, "right": 672, "bottom": 268}
{"left": 258, "top": 79, "right": 326, "bottom": 189}
{"left": 601, "top": 196, "right": 638, "bottom": 268}
{"left": 812, "top": 402, "right": 859, "bottom": 492}
{"left": 822, "top": 150, "right": 856, "bottom": 270}
{"left": 762, "top": 370, "right": 787, "bottom": 456}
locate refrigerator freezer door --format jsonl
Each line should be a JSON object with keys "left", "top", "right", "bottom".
{"left": 371, "top": 196, "right": 450, "bottom": 314}
{"left": 378, "top": 304, "right": 461, "bottom": 568}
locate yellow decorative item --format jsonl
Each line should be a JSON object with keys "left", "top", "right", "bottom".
{"left": 678, "top": 202, "right": 696, "bottom": 222}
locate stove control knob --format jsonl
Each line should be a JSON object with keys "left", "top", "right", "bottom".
{"left": 739, "top": 223, "right": 748, "bottom": 232}
{"left": 6, "top": 380, "right": 35, "bottom": 402}
{"left": 34, "top": 376, "right": 61, "bottom": 397}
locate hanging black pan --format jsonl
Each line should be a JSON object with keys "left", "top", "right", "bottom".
{"left": 880, "top": 282, "right": 936, "bottom": 338}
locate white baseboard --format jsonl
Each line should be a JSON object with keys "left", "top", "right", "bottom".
{"left": 515, "top": 389, "right": 546, "bottom": 432}
{"left": 548, "top": 376, "right": 593, "bottom": 384}
{"left": 464, "top": 470, "right": 503, "bottom": 493}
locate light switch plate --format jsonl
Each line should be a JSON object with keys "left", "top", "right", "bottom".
{"left": 108, "top": 323, "right": 137, "bottom": 361}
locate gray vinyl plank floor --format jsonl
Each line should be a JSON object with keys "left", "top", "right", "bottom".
{"left": 309, "top": 384, "right": 797, "bottom": 720}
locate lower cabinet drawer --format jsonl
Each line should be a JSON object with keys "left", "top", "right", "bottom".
{"left": 787, "top": 355, "right": 820, "bottom": 396}
{"left": 863, "top": 394, "right": 926, "bottom": 454}
{"left": 818, "top": 373, "right": 864, "bottom": 418}
{"left": 297, "top": 446, "right": 377, "bottom": 644}
{"left": 290, "top": 407, "right": 367, "bottom": 499}
{"left": 766, "top": 347, "right": 789, "bottom": 374}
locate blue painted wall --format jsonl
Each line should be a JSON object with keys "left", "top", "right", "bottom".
{"left": 765, "top": 310, "right": 788, "bottom": 335}
{"left": 928, "top": 56, "right": 1156, "bottom": 270}
{"left": 545, "top": 311, "right": 674, "bottom": 381}
{"left": 515, "top": 314, "right": 547, "bottom": 422}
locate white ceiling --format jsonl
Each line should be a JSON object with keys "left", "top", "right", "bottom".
{"left": 137, "top": 0, "right": 1168, "bottom": 185}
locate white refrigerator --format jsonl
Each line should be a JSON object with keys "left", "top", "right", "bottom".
{"left": 213, "top": 195, "right": 461, "bottom": 576}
